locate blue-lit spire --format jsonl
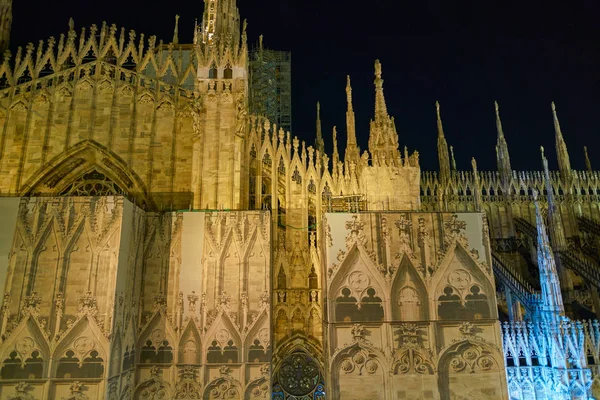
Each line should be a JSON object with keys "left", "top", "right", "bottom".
{"left": 533, "top": 189, "right": 565, "bottom": 321}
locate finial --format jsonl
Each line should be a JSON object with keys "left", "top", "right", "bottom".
{"left": 68, "top": 18, "right": 75, "bottom": 32}
{"left": 173, "top": 15, "right": 180, "bottom": 45}
{"left": 243, "top": 19, "right": 248, "bottom": 34}
{"left": 540, "top": 146, "right": 545, "bottom": 160}
{"left": 333, "top": 126, "right": 337, "bottom": 141}
{"left": 551, "top": 101, "right": 556, "bottom": 112}
{"left": 259, "top": 34, "right": 263, "bottom": 50}
{"left": 435, "top": 101, "right": 441, "bottom": 119}
{"left": 374, "top": 59, "right": 382, "bottom": 79}
{"left": 346, "top": 75, "right": 353, "bottom": 110}
{"left": 585, "top": 146, "right": 592, "bottom": 172}
{"left": 450, "top": 146, "right": 457, "bottom": 171}
{"left": 317, "top": 101, "right": 320, "bottom": 115}
{"left": 494, "top": 101, "right": 499, "bottom": 113}
{"left": 471, "top": 157, "right": 478, "bottom": 173}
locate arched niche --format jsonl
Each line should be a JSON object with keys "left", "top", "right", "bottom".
{"left": 331, "top": 344, "right": 386, "bottom": 400}
{"left": 136, "top": 313, "right": 177, "bottom": 365}
{"left": 328, "top": 244, "right": 388, "bottom": 324}
{"left": 438, "top": 340, "right": 504, "bottom": 400}
{"left": 432, "top": 243, "right": 495, "bottom": 321}
{"left": 391, "top": 255, "right": 428, "bottom": 322}
{"left": 0, "top": 317, "right": 49, "bottom": 380}
{"left": 178, "top": 321, "right": 202, "bottom": 364}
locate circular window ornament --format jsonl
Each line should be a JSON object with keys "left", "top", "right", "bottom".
{"left": 278, "top": 353, "right": 320, "bottom": 396}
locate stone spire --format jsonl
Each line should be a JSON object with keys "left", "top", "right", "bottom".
{"left": 585, "top": 146, "right": 592, "bottom": 172}
{"left": 344, "top": 75, "right": 360, "bottom": 166}
{"left": 436, "top": 102, "right": 451, "bottom": 185}
{"left": 201, "top": 0, "right": 241, "bottom": 44}
{"left": 551, "top": 102, "right": 572, "bottom": 182}
{"left": 450, "top": 146, "right": 457, "bottom": 172}
{"left": 373, "top": 60, "right": 388, "bottom": 122}
{"left": 541, "top": 146, "right": 567, "bottom": 251}
{"left": 173, "top": 15, "right": 180, "bottom": 45}
{"left": 472, "top": 157, "right": 482, "bottom": 211}
{"left": 0, "top": 0, "right": 12, "bottom": 56}
{"left": 332, "top": 126, "right": 340, "bottom": 168}
{"left": 315, "top": 102, "right": 325, "bottom": 156}
{"left": 494, "top": 102, "right": 512, "bottom": 188}
{"left": 368, "top": 60, "right": 400, "bottom": 166}
{"left": 533, "top": 189, "right": 565, "bottom": 321}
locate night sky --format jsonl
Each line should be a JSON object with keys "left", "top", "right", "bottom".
{"left": 11, "top": 0, "right": 600, "bottom": 171}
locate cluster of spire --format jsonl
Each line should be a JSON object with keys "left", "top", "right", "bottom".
{"left": 315, "top": 60, "right": 411, "bottom": 171}
{"left": 436, "top": 100, "right": 583, "bottom": 190}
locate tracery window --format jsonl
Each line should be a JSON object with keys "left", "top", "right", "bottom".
{"left": 59, "top": 169, "right": 124, "bottom": 197}
{"left": 0, "top": 350, "right": 43, "bottom": 379}
{"left": 275, "top": 353, "right": 324, "bottom": 398}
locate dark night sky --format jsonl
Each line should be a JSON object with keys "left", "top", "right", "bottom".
{"left": 10, "top": 0, "right": 600, "bottom": 171}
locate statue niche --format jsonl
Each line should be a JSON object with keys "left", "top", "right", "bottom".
{"left": 391, "top": 259, "right": 428, "bottom": 321}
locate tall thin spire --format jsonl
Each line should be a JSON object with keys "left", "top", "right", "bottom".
{"left": 494, "top": 101, "right": 512, "bottom": 189}
{"left": 172, "top": 15, "right": 180, "bottom": 44}
{"left": 315, "top": 102, "right": 324, "bottom": 156}
{"left": 551, "top": 102, "right": 572, "bottom": 181}
{"left": 368, "top": 60, "right": 400, "bottom": 165}
{"left": 0, "top": 0, "right": 12, "bottom": 56}
{"left": 373, "top": 59, "right": 388, "bottom": 122}
{"left": 436, "top": 102, "right": 451, "bottom": 184}
{"left": 345, "top": 76, "right": 359, "bottom": 166}
{"left": 541, "top": 146, "right": 567, "bottom": 250}
{"left": 472, "top": 157, "right": 482, "bottom": 211}
{"left": 585, "top": 146, "right": 592, "bottom": 172}
{"left": 332, "top": 126, "right": 340, "bottom": 168}
{"left": 533, "top": 189, "right": 565, "bottom": 321}
{"left": 450, "top": 146, "right": 457, "bottom": 172}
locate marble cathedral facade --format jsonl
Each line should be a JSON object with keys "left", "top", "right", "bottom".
{"left": 0, "top": 0, "right": 597, "bottom": 399}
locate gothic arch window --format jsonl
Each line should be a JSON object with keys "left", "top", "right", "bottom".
{"left": 0, "top": 350, "right": 44, "bottom": 379}
{"left": 437, "top": 284, "right": 490, "bottom": 320}
{"left": 122, "top": 345, "right": 135, "bottom": 371}
{"left": 209, "top": 63, "right": 217, "bottom": 79}
{"left": 206, "top": 340, "right": 238, "bottom": 364}
{"left": 56, "top": 350, "right": 104, "bottom": 378}
{"left": 59, "top": 169, "right": 124, "bottom": 197}
{"left": 335, "top": 286, "right": 384, "bottom": 322}
{"left": 223, "top": 63, "right": 233, "bottom": 79}
{"left": 140, "top": 340, "right": 173, "bottom": 364}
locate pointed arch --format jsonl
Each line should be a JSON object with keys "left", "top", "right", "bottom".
{"left": 0, "top": 315, "right": 50, "bottom": 379}
{"left": 431, "top": 241, "right": 495, "bottom": 321}
{"left": 391, "top": 254, "right": 429, "bottom": 321}
{"left": 178, "top": 320, "right": 202, "bottom": 364}
{"left": 330, "top": 342, "right": 387, "bottom": 400}
{"left": 137, "top": 312, "right": 177, "bottom": 364}
{"left": 438, "top": 339, "right": 504, "bottom": 400}
{"left": 20, "top": 140, "right": 152, "bottom": 208}
{"left": 328, "top": 242, "right": 389, "bottom": 323}
{"left": 52, "top": 315, "right": 109, "bottom": 378}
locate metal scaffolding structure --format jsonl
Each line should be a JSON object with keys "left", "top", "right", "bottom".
{"left": 249, "top": 40, "right": 292, "bottom": 134}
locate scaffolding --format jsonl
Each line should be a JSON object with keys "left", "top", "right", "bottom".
{"left": 249, "top": 41, "right": 292, "bottom": 133}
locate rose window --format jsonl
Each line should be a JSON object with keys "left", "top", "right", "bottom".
{"left": 278, "top": 353, "right": 320, "bottom": 396}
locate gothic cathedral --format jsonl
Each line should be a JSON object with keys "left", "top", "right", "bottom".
{"left": 0, "top": 1, "right": 598, "bottom": 399}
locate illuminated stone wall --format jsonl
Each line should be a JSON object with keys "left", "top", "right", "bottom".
{"left": 323, "top": 212, "right": 508, "bottom": 400}
{"left": 0, "top": 197, "right": 271, "bottom": 399}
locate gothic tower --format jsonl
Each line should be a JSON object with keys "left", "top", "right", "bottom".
{"left": 0, "top": 0, "right": 11, "bottom": 56}
{"left": 193, "top": 0, "right": 248, "bottom": 209}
